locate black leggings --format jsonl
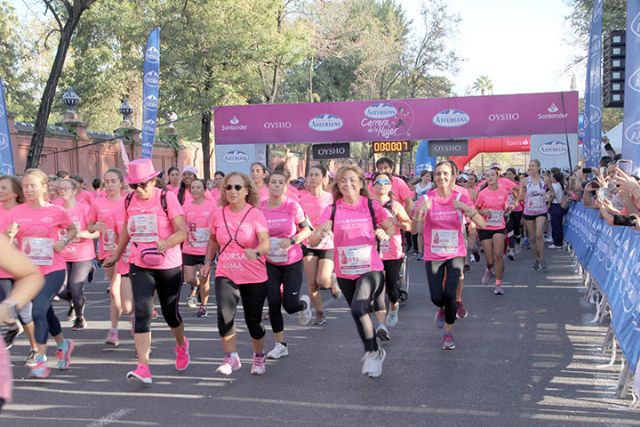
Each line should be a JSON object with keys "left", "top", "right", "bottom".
{"left": 58, "top": 261, "right": 93, "bottom": 318}
{"left": 130, "top": 265, "right": 183, "bottom": 333}
{"left": 215, "top": 277, "right": 267, "bottom": 340}
{"left": 425, "top": 257, "right": 465, "bottom": 325}
{"left": 382, "top": 258, "right": 403, "bottom": 304}
{"left": 337, "top": 271, "right": 385, "bottom": 352}
{"left": 266, "top": 260, "right": 304, "bottom": 334}
{"left": 509, "top": 211, "right": 523, "bottom": 248}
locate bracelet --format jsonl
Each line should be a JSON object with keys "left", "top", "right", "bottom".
{"left": 62, "top": 237, "right": 69, "bottom": 246}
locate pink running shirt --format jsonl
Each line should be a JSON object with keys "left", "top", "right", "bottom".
{"left": 88, "top": 196, "right": 126, "bottom": 260}
{"left": 422, "top": 189, "right": 471, "bottom": 262}
{"left": 182, "top": 199, "right": 217, "bottom": 256}
{"left": 475, "top": 186, "right": 509, "bottom": 230}
{"left": 380, "top": 200, "right": 405, "bottom": 261}
{"left": 259, "top": 198, "right": 306, "bottom": 265}
{"left": 0, "top": 209, "right": 13, "bottom": 279}
{"left": 60, "top": 202, "right": 96, "bottom": 262}
{"left": 299, "top": 191, "right": 334, "bottom": 250}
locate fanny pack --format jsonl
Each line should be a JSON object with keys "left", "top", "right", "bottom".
{"left": 140, "top": 247, "right": 165, "bottom": 266}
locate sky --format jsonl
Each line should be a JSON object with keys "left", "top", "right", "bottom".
{"left": 398, "top": 0, "right": 584, "bottom": 96}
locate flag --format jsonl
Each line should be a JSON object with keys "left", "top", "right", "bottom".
{"left": 0, "top": 80, "right": 15, "bottom": 175}
{"left": 622, "top": 2, "right": 640, "bottom": 176}
{"left": 583, "top": 0, "right": 603, "bottom": 168}
{"left": 141, "top": 27, "right": 160, "bottom": 159}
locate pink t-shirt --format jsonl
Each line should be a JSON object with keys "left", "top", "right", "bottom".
{"left": 8, "top": 203, "right": 73, "bottom": 275}
{"left": 182, "top": 199, "right": 216, "bottom": 256}
{"left": 259, "top": 198, "right": 306, "bottom": 265}
{"left": 209, "top": 188, "right": 221, "bottom": 203}
{"left": 0, "top": 208, "right": 13, "bottom": 279}
{"left": 211, "top": 204, "right": 268, "bottom": 284}
{"left": 380, "top": 200, "right": 405, "bottom": 261}
{"left": 60, "top": 202, "right": 96, "bottom": 262}
{"left": 180, "top": 189, "right": 214, "bottom": 205}
{"left": 286, "top": 185, "right": 300, "bottom": 202}
{"left": 125, "top": 188, "right": 184, "bottom": 270}
{"left": 422, "top": 189, "right": 470, "bottom": 261}
{"left": 475, "top": 186, "right": 509, "bottom": 230}
{"left": 94, "top": 190, "right": 106, "bottom": 199}
{"left": 166, "top": 184, "right": 180, "bottom": 195}
{"left": 299, "top": 191, "right": 334, "bottom": 250}
{"left": 319, "top": 197, "right": 391, "bottom": 279}
{"left": 77, "top": 190, "right": 95, "bottom": 206}
{"left": 258, "top": 186, "right": 270, "bottom": 202}
{"left": 88, "top": 196, "right": 126, "bottom": 260}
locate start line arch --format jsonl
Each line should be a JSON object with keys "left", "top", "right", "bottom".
{"left": 213, "top": 91, "right": 578, "bottom": 174}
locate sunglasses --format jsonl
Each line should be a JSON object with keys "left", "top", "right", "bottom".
{"left": 225, "top": 184, "right": 245, "bottom": 191}
{"left": 130, "top": 180, "right": 153, "bottom": 190}
{"left": 374, "top": 180, "right": 390, "bottom": 186}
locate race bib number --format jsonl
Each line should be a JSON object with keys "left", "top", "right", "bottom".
{"left": 267, "top": 237, "right": 288, "bottom": 263}
{"left": 103, "top": 229, "right": 117, "bottom": 252}
{"left": 431, "top": 229, "right": 458, "bottom": 255}
{"left": 529, "top": 193, "right": 546, "bottom": 210}
{"left": 379, "top": 239, "right": 390, "bottom": 254}
{"left": 486, "top": 210, "right": 504, "bottom": 227}
{"left": 189, "top": 228, "right": 210, "bottom": 248}
{"left": 23, "top": 237, "right": 54, "bottom": 266}
{"left": 128, "top": 214, "right": 158, "bottom": 243}
{"left": 338, "top": 245, "right": 372, "bottom": 275}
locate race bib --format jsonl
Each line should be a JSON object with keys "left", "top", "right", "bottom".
{"left": 128, "top": 214, "right": 158, "bottom": 243}
{"left": 189, "top": 228, "right": 210, "bottom": 248}
{"left": 23, "top": 237, "right": 54, "bottom": 266}
{"left": 338, "top": 245, "right": 372, "bottom": 275}
{"left": 529, "top": 193, "right": 546, "bottom": 210}
{"left": 379, "top": 239, "right": 390, "bottom": 254}
{"left": 431, "top": 229, "right": 458, "bottom": 255}
{"left": 267, "top": 237, "right": 288, "bottom": 263}
{"left": 486, "top": 210, "right": 504, "bottom": 227}
{"left": 103, "top": 229, "right": 117, "bottom": 252}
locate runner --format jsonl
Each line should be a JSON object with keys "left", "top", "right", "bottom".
{"left": 298, "top": 165, "right": 339, "bottom": 325}
{"left": 412, "top": 161, "right": 486, "bottom": 350}
{"left": 177, "top": 166, "right": 198, "bottom": 205}
{"left": 504, "top": 168, "right": 524, "bottom": 258}
{"left": 548, "top": 172, "right": 566, "bottom": 249}
{"left": 7, "top": 168, "right": 77, "bottom": 378}
{"left": 166, "top": 166, "right": 181, "bottom": 195}
{"left": 201, "top": 172, "right": 270, "bottom": 376}
{"left": 374, "top": 157, "right": 414, "bottom": 213}
{"left": 103, "top": 159, "right": 189, "bottom": 385}
{"left": 310, "top": 165, "right": 395, "bottom": 377}
{"left": 250, "top": 162, "right": 270, "bottom": 201}
{"left": 56, "top": 178, "right": 98, "bottom": 330}
{"left": 259, "top": 170, "right": 313, "bottom": 360}
{"left": 522, "top": 159, "right": 551, "bottom": 271}
{"left": 88, "top": 168, "right": 132, "bottom": 347}
{"left": 475, "top": 169, "right": 511, "bottom": 295}
{"left": 371, "top": 172, "right": 411, "bottom": 336}
{"left": 182, "top": 179, "right": 216, "bottom": 318}
{"left": 209, "top": 171, "right": 225, "bottom": 202}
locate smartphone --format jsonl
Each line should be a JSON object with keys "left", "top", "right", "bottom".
{"left": 597, "top": 188, "right": 606, "bottom": 202}
{"left": 582, "top": 167, "right": 593, "bottom": 174}
{"left": 600, "top": 167, "right": 607, "bottom": 176}
{"left": 617, "top": 159, "right": 633, "bottom": 174}
{"left": 613, "top": 215, "right": 636, "bottom": 227}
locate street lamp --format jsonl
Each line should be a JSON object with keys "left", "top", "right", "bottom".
{"left": 62, "top": 87, "right": 80, "bottom": 120}
{"left": 118, "top": 96, "right": 133, "bottom": 126}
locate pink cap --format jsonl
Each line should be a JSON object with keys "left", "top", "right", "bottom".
{"left": 125, "top": 158, "right": 161, "bottom": 184}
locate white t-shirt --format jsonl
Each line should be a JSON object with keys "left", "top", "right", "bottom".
{"left": 552, "top": 182, "right": 564, "bottom": 204}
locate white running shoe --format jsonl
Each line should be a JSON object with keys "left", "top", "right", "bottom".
{"left": 386, "top": 304, "right": 399, "bottom": 327}
{"left": 267, "top": 342, "right": 289, "bottom": 359}
{"left": 361, "top": 348, "right": 386, "bottom": 378}
{"left": 298, "top": 295, "right": 312, "bottom": 325}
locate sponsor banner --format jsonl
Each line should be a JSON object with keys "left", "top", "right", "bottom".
{"left": 213, "top": 92, "right": 578, "bottom": 145}
{"left": 215, "top": 144, "right": 259, "bottom": 175}
{"left": 530, "top": 134, "right": 578, "bottom": 170}
{"left": 0, "top": 81, "right": 15, "bottom": 175}
{"left": 312, "top": 143, "right": 350, "bottom": 160}
{"left": 428, "top": 140, "right": 468, "bottom": 157}
{"left": 141, "top": 27, "right": 160, "bottom": 159}
{"left": 583, "top": 0, "right": 603, "bottom": 167}
{"left": 622, "top": 2, "right": 640, "bottom": 174}
{"left": 564, "top": 202, "right": 640, "bottom": 371}
{"left": 414, "top": 140, "right": 437, "bottom": 174}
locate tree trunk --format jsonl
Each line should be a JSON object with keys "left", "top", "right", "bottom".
{"left": 201, "top": 110, "right": 212, "bottom": 180}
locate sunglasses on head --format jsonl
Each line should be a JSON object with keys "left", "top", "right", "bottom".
{"left": 225, "top": 184, "right": 245, "bottom": 191}
{"left": 130, "top": 179, "right": 153, "bottom": 190}
{"left": 374, "top": 179, "right": 390, "bottom": 186}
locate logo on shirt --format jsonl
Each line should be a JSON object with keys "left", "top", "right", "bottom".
{"left": 432, "top": 110, "right": 470, "bottom": 128}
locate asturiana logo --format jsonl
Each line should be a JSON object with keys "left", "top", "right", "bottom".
{"left": 432, "top": 110, "right": 469, "bottom": 128}
{"left": 364, "top": 103, "right": 397, "bottom": 119}
{"left": 222, "top": 150, "right": 249, "bottom": 164}
{"left": 0, "top": 134, "right": 9, "bottom": 149}
{"left": 142, "top": 119, "right": 156, "bottom": 134}
{"left": 221, "top": 116, "right": 248, "bottom": 131}
{"left": 624, "top": 120, "right": 640, "bottom": 145}
{"left": 143, "top": 95, "right": 158, "bottom": 110}
{"left": 629, "top": 67, "right": 640, "bottom": 93}
{"left": 308, "top": 114, "right": 343, "bottom": 132}
{"left": 145, "top": 46, "right": 160, "bottom": 63}
{"left": 538, "top": 140, "right": 568, "bottom": 155}
{"left": 144, "top": 71, "right": 160, "bottom": 87}
{"left": 538, "top": 103, "right": 568, "bottom": 120}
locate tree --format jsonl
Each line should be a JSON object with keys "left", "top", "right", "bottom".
{"left": 472, "top": 75, "right": 493, "bottom": 96}
{"left": 25, "top": 0, "right": 98, "bottom": 170}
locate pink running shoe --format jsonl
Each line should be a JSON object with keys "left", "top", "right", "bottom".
{"left": 442, "top": 333, "right": 455, "bottom": 350}
{"left": 56, "top": 339, "right": 75, "bottom": 370}
{"left": 250, "top": 353, "right": 266, "bottom": 375}
{"left": 127, "top": 363, "right": 152, "bottom": 385}
{"left": 216, "top": 353, "right": 242, "bottom": 376}
{"left": 481, "top": 269, "right": 492, "bottom": 285}
{"left": 29, "top": 360, "right": 51, "bottom": 379}
{"left": 175, "top": 337, "right": 190, "bottom": 371}
{"left": 105, "top": 329, "right": 119, "bottom": 347}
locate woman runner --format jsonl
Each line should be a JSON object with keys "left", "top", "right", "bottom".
{"left": 250, "top": 162, "right": 270, "bottom": 202}
{"left": 522, "top": 160, "right": 551, "bottom": 271}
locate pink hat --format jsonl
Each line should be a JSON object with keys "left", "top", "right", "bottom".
{"left": 125, "top": 158, "right": 161, "bottom": 184}
{"left": 182, "top": 165, "right": 198, "bottom": 176}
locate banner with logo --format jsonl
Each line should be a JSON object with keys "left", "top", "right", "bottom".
{"left": 0, "top": 81, "right": 15, "bottom": 175}
{"left": 583, "top": 0, "right": 603, "bottom": 168}
{"left": 622, "top": 2, "right": 640, "bottom": 175}
{"left": 141, "top": 27, "right": 160, "bottom": 159}
{"left": 213, "top": 92, "right": 579, "bottom": 145}
{"left": 215, "top": 144, "right": 259, "bottom": 175}
{"left": 564, "top": 202, "right": 640, "bottom": 371}
{"left": 414, "top": 140, "right": 436, "bottom": 174}
{"left": 529, "top": 134, "right": 578, "bottom": 170}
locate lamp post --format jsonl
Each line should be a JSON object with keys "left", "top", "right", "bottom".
{"left": 62, "top": 87, "right": 80, "bottom": 121}
{"left": 118, "top": 96, "right": 134, "bottom": 127}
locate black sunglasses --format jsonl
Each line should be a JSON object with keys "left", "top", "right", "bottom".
{"left": 130, "top": 179, "right": 153, "bottom": 190}
{"left": 225, "top": 184, "right": 245, "bottom": 191}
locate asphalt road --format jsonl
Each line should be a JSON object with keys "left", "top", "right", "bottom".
{"left": 1, "top": 246, "right": 637, "bottom": 427}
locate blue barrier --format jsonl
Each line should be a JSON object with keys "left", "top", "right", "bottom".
{"left": 564, "top": 202, "right": 640, "bottom": 371}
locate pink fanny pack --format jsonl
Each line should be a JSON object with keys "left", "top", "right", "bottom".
{"left": 140, "top": 247, "right": 165, "bottom": 266}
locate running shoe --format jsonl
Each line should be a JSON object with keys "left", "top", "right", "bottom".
{"left": 72, "top": 317, "right": 87, "bottom": 331}
{"left": 442, "top": 333, "right": 455, "bottom": 350}
{"left": 481, "top": 269, "right": 492, "bottom": 285}
{"left": 456, "top": 301, "right": 468, "bottom": 319}
{"left": 330, "top": 283, "right": 342, "bottom": 300}
{"left": 216, "top": 353, "right": 242, "bottom": 375}
{"left": 29, "top": 360, "right": 51, "bottom": 379}
{"left": 375, "top": 324, "right": 391, "bottom": 341}
{"left": 175, "top": 337, "right": 190, "bottom": 371}
{"left": 540, "top": 261, "right": 548, "bottom": 271}
{"left": 386, "top": 304, "right": 399, "bottom": 327}
{"left": 416, "top": 254, "right": 423, "bottom": 261}
{"left": 312, "top": 313, "right": 327, "bottom": 326}
{"left": 105, "top": 329, "right": 119, "bottom": 347}
{"left": 298, "top": 295, "right": 312, "bottom": 325}
{"left": 435, "top": 308, "right": 445, "bottom": 329}
{"left": 507, "top": 248, "right": 515, "bottom": 260}
{"left": 197, "top": 305, "right": 208, "bottom": 318}
{"left": 151, "top": 308, "right": 159, "bottom": 320}
{"left": 494, "top": 284, "right": 504, "bottom": 295}
{"left": 531, "top": 261, "right": 539, "bottom": 271}
{"left": 25, "top": 349, "right": 38, "bottom": 367}
{"left": 472, "top": 250, "right": 480, "bottom": 263}
{"left": 250, "top": 353, "right": 266, "bottom": 375}
{"left": 56, "top": 339, "right": 75, "bottom": 370}
{"left": 463, "top": 264, "right": 470, "bottom": 272}
{"left": 127, "top": 363, "right": 152, "bottom": 385}
{"left": 548, "top": 244, "right": 562, "bottom": 249}
{"left": 3, "top": 323, "right": 22, "bottom": 349}
{"left": 186, "top": 295, "right": 198, "bottom": 309}
{"left": 267, "top": 342, "right": 289, "bottom": 359}
{"left": 544, "top": 236, "right": 553, "bottom": 243}
{"left": 361, "top": 348, "right": 386, "bottom": 378}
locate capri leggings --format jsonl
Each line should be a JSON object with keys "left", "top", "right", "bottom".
{"left": 266, "top": 260, "right": 305, "bottom": 334}
{"left": 0, "top": 279, "right": 33, "bottom": 324}
{"left": 58, "top": 261, "right": 93, "bottom": 318}
{"left": 337, "top": 270, "right": 385, "bottom": 353}
{"left": 130, "top": 265, "right": 183, "bottom": 334}
{"left": 509, "top": 211, "right": 523, "bottom": 248}
{"left": 215, "top": 277, "right": 267, "bottom": 340}
{"left": 31, "top": 270, "right": 66, "bottom": 344}
{"left": 425, "top": 257, "right": 465, "bottom": 325}
{"left": 382, "top": 259, "right": 403, "bottom": 304}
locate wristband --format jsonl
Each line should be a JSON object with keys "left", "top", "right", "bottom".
{"left": 62, "top": 237, "right": 69, "bottom": 246}
{"left": 290, "top": 238, "right": 296, "bottom": 245}
{"left": 255, "top": 250, "right": 261, "bottom": 257}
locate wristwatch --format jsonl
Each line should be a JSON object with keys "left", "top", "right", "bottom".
{"left": 255, "top": 250, "right": 261, "bottom": 257}
{"left": 289, "top": 238, "right": 296, "bottom": 245}
{"left": 1, "top": 299, "right": 18, "bottom": 321}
